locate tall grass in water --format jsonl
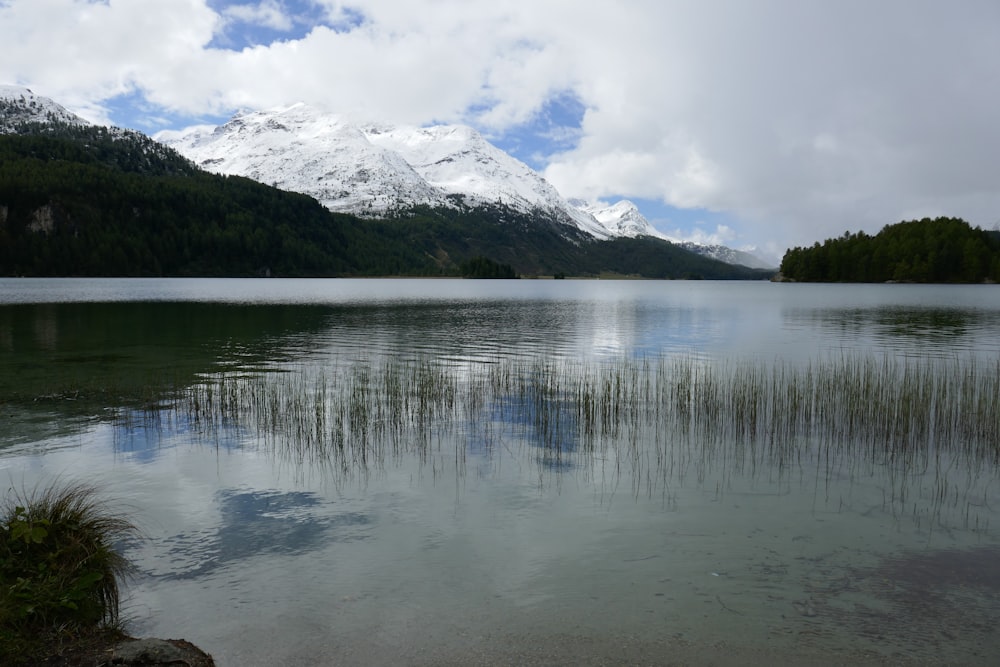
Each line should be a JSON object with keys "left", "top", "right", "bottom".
{"left": 0, "top": 482, "right": 138, "bottom": 663}
{"left": 168, "top": 353, "right": 999, "bottom": 513}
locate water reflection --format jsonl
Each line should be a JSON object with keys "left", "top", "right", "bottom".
{"left": 4, "top": 280, "right": 1000, "bottom": 665}
{"left": 149, "top": 489, "right": 370, "bottom": 581}
{"left": 113, "top": 353, "right": 999, "bottom": 538}
{"left": 487, "top": 383, "right": 581, "bottom": 471}
{"left": 111, "top": 409, "right": 248, "bottom": 463}
{"left": 0, "top": 302, "right": 332, "bottom": 445}
{"left": 102, "top": 354, "right": 1000, "bottom": 665}
{"left": 291, "top": 298, "right": 727, "bottom": 364}
{"left": 783, "top": 305, "right": 1000, "bottom": 359}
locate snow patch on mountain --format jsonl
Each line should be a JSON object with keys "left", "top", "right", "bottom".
{"left": 157, "top": 104, "right": 444, "bottom": 214}
{"left": 0, "top": 85, "right": 90, "bottom": 131}
{"left": 364, "top": 123, "right": 612, "bottom": 238}
{"left": 572, "top": 200, "right": 675, "bottom": 241}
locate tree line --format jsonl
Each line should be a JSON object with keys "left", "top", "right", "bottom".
{"left": 0, "top": 130, "right": 440, "bottom": 277}
{"left": 458, "top": 256, "right": 518, "bottom": 278}
{"left": 780, "top": 217, "right": 1000, "bottom": 283}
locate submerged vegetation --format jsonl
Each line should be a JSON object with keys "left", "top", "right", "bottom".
{"left": 0, "top": 482, "right": 138, "bottom": 664}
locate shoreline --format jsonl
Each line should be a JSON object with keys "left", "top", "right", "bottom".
{"left": 41, "top": 636, "right": 214, "bottom": 667}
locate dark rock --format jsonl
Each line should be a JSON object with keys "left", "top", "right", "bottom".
{"left": 109, "top": 638, "right": 215, "bottom": 666}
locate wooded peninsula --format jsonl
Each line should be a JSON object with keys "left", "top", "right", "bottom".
{"left": 779, "top": 217, "right": 1000, "bottom": 283}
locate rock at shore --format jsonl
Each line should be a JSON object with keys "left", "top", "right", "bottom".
{"left": 109, "top": 638, "right": 215, "bottom": 666}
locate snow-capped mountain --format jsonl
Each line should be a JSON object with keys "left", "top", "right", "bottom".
{"left": 363, "top": 123, "right": 611, "bottom": 237}
{"left": 159, "top": 104, "right": 612, "bottom": 239}
{"left": 572, "top": 199, "right": 673, "bottom": 240}
{"left": 570, "top": 199, "right": 775, "bottom": 269}
{"left": 158, "top": 105, "right": 444, "bottom": 214}
{"left": 677, "top": 242, "right": 776, "bottom": 270}
{"left": 0, "top": 85, "right": 89, "bottom": 131}
{"left": 0, "top": 85, "right": 774, "bottom": 269}
{"left": 159, "top": 102, "right": 776, "bottom": 266}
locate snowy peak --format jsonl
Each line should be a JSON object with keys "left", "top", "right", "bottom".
{"left": 158, "top": 104, "right": 444, "bottom": 213}
{"left": 0, "top": 85, "right": 90, "bottom": 131}
{"left": 366, "top": 123, "right": 613, "bottom": 238}
{"left": 368, "top": 124, "right": 547, "bottom": 206}
{"left": 159, "top": 103, "right": 613, "bottom": 238}
{"left": 573, "top": 198, "right": 776, "bottom": 268}
{"left": 574, "top": 200, "right": 673, "bottom": 240}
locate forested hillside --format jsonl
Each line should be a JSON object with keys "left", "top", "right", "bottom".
{"left": 0, "top": 127, "right": 443, "bottom": 276}
{"left": 0, "top": 123, "right": 772, "bottom": 279}
{"left": 779, "top": 217, "right": 1000, "bottom": 283}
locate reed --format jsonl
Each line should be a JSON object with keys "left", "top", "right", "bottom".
{"left": 149, "top": 352, "right": 999, "bottom": 517}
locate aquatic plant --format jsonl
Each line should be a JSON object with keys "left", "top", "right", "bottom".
{"left": 141, "top": 352, "right": 1000, "bottom": 527}
{"left": 169, "top": 353, "right": 1000, "bottom": 466}
{"left": 0, "top": 481, "right": 138, "bottom": 662}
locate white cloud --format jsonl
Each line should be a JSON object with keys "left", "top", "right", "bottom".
{"left": 221, "top": 1, "right": 295, "bottom": 32}
{"left": 0, "top": 0, "right": 219, "bottom": 111}
{"left": 2, "top": 0, "right": 1000, "bottom": 254}
{"left": 681, "top": 225, "right": 735, "bottom": 247}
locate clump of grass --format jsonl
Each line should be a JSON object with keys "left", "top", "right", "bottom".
{"left": 0, "top": 481, "right": 138, "bottom": 663}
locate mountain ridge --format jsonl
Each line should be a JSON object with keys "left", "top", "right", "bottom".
{"left": 158, "top": 101, "right": 775, "bottom": 268}
{"left": 158, "top": 103, "right": 618, "bottom": 239}
{"left": 0, "top": 85, "right": 89, "bottom": 131}
{"left": 0, "top": 85, "right": 775, "bottom": 278}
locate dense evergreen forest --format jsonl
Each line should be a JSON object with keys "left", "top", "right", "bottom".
{"left": 779, "top": 217, "right": 1000, "bottom": 283}
{"left": 458, "top": 256, "right": 518, "bottom": 279}
{"left": 0, "top": 125, "right": 439, "bottom": 276}
{"left": 0, "top": 122, "right": 771, "bottom": 279}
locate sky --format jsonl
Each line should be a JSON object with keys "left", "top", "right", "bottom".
{"left": 3, "top": 0, "right": 1000, "bottom": 261}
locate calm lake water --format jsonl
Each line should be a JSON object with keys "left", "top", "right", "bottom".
{"left": 2, "top": 278, "right": 999, "bottom": 665}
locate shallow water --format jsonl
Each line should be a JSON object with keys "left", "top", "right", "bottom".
{"left": 2, "top": 278, "right": 1000, "bottom": 665}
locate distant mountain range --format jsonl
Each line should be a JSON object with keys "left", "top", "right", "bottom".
{"left": 157, "top": 102, "right": 775, "bottom": 270}
{"left": 0, "top": 85, "right": 776, "bottom": 278}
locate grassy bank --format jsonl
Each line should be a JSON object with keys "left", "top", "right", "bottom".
{"left": 0, "top": 482, "right": 137, "bottom": 664}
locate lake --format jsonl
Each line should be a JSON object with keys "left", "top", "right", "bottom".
{"left": 2, "top": 278, "right": 999, "bottom": 665}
